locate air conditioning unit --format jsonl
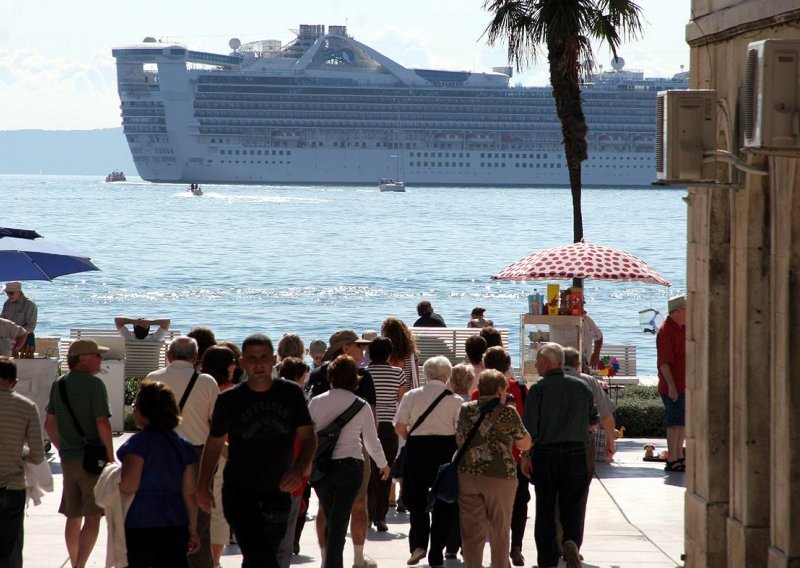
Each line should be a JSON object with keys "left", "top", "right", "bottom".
{"left": 743, "top": 39, "right": 800, "bottom": 149}
{"left": 656, "top": 90, "right": 717, "bottom": 182}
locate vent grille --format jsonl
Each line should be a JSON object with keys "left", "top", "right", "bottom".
{"left": 655, "top": 95, "right": 665, "bottom": 173}
{"left": 743, "top": 48, "right": 758, "bottom": 141}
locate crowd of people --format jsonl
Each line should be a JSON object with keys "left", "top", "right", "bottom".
{"left": 0, "top": 296, "right": 687, "bottom": 568}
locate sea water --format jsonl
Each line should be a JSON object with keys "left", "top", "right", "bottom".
{"left": 2, "top": 175, "right": 686, "bottom": 374}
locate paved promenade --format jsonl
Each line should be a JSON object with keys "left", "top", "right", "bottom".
{"left": 23, "top": 436, "right": 684, "bottom": 568}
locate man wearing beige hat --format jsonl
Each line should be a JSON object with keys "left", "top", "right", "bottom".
{"left": 657, "top": 295, "right": 687, "bottom": 472}
{"left": 306, "top": 330, "right": 378, "bottom": 568}
{"left": 44, "top": 339, "right": 114, "bottom": 568}
{"left": 2, "top": 281, "right": 36, "bottom": 348}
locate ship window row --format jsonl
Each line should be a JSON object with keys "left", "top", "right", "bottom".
{"left": 123, "top": 126, "right": 168, "bottom": 134}
{"left": 409, "top": 152, "right": 472, "bottom": 158}
{"left": 194, "top": 100, "right": 564, "bottom": 115}
{"left": 195, "top": 82, "right": 659, "bottom": 106}
{"left": 196, "top": 120, "right": 558, "bottom": 132}
{"left": 481, "top": 152, "right": 550, "bottom": 159}
{"left": 411, "top": 162, "right": 471, "bottom": 168}
{"left": 121, "top": 101, "right": 164, "bottom": 109}
{"left": 219, "top": 149, "right": 292, "bottom": 156}
{"left": 479, "top": 162, "right": 562, "bottom": 169}
{"left": 194, "top": 111, "right": 538, "bottom": 124}
{"left": 216, "top": 160, "right": 291, "bottom": 165}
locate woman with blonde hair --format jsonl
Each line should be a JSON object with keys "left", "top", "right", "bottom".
{"left": 456, "top": 369, "right": 531, "bottom": 568}
{"left": 381, "top": 317, "right": 420, "bottom": 389}
{"left": 449, "top": 364, "right": 475, "bottom": 402}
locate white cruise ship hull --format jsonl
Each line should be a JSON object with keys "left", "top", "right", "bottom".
{"left": 132, "top": 146, "right": 657, "bottom": 187}
{"left": 112, "top": 25, "right": 687, "bottom": 188}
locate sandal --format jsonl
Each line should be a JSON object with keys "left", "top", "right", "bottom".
{"left": 665, "top": 460, "right": 686, "bottom": 472}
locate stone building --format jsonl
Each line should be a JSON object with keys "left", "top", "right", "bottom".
{"left": 683, "top": 1, "right": 800, "bottom": 566}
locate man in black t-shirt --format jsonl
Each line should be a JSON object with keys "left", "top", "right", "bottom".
{"left": 413, "top": 300, "right": 447, "bottom": 327}
{"left": 198, "top": 334, "right": 316, "bottom": 568}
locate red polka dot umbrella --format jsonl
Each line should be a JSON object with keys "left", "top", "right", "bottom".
{"left": 491, "top": 241, "right": 671, "bottom": 286}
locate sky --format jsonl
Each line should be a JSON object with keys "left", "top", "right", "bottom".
{"left": 0, "top": 0, "right": 692, "bottom": 131}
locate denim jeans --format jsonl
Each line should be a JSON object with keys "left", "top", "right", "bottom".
{"left": 0, "top": 487, "right": 25, "bottom": 568}
{"left": 313, "top": 458, "right": 363, "bottom": 568}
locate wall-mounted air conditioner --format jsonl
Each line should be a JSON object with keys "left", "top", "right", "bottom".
{"left": 743, "top": 39, "right": 800, "bottom": 149}
{"left": 656, "top": 90, "right": 717, "bottom": 182}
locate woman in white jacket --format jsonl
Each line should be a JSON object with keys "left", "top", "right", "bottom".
{"left": 308, "top": 355, "right": 391, "bottom": 568}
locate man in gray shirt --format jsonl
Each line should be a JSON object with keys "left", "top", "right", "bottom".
{"left": 563, "top": 346, "right": 616, "bottom": 554}
{"left": 521, "top": 342, "right": 597, "bottom": 568}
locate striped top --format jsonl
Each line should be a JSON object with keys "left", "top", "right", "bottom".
{"left": 366, "top": 363, "right": 405, "bottom": 422}
{"left": 0, "top": 389, "right": 45, "bottom": 489}
{"left": 523, "top": 369, "right": 598, "bottom": 445}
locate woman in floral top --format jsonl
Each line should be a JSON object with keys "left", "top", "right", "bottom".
{"left": 456, "top": 370, "right": 531, "bottom": 568}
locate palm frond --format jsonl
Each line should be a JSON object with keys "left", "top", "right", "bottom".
{"left": 482, "top": 0, "right": 539, "bottom": 70}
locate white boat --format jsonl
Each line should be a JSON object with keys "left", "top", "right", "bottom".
{"left": 379, "top": 179, "right": 406, "bottom": 192}
{"left": 112, "top": 25, "right": 688, "bottom": 187}
{"left": 187, "top": 184, "right": 203, "bottom": 196}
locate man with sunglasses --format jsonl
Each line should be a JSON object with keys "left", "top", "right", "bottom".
{"left": 2, "top": 281, "right": 36, "bottom": 349}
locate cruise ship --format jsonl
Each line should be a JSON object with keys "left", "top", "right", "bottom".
{"left": 112, "top": 24, "right": 688, "bottom": 186}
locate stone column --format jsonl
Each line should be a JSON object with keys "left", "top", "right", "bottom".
{"left": 767, "top": 156, "right": 800, "bottom": 568}
{"left": 684, "top": 186, "right": 732, "bottom": 567}
{"left": 727, "top": 173, "right": 771, "bottom": 567}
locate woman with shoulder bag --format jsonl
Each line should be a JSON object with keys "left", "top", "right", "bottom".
{"left": 307, "top": 355, "right": 391, "bottom": 568}
{"left": 394, "top": 356, "right": 463, "bottom": 568}
{"left": 118, "top": 380, "right": 200, "bottom": 567}
{"left": 456, "top": 370, "right": 531, "bottom": 568}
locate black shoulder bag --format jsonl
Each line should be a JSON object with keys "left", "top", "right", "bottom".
{"left": 178, "top": 371, "right": 199, "bottom": 411}
{"left": 427, "top": 398, "right": 501, "bottom": 511}
{"left": 58, "top": 380, "right": 109, "bottom": 475}
{"left": 391, "top": 388, "right": 453, "bottom": 479}
{"left": 309, "top": 398, "right": 367, "bottom": 486}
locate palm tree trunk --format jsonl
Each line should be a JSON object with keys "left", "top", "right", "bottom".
{"left": 547, "top": 39, "right": 587, "bottom": 245}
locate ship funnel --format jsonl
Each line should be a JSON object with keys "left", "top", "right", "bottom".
{"left": 492, "top": 66, "right": 513, "bottom": 77}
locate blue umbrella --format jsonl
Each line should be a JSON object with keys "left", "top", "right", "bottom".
{"left": 0, "top": 227, "right": 43, "bottom": 240}
{"left": 0, "top": 237, "right": 99, "bottom": 281}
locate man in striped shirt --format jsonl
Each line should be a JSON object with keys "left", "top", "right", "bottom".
{"left": 521, "top": 343, "right": 597, "bottom": 568}
{"left": 0, "top": 356, "right": 46, "bottom": 566}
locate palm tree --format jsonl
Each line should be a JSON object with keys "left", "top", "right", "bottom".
{"left": 483, "top": 0, "right": 644, "bottom": 244}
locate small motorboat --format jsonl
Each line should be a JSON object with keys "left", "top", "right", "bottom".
{"left": 378, "top": 178, "right": 406, "bottom": 192}
{"left": 105, "top": 170, "right": 126, "bottom": 182}
{"left": 187, "top": 184, "right": 203, "bottom": 196}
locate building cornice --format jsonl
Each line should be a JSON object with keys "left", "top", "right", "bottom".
{"left": 686, "top": 1, "right": 800, "bottom": 47}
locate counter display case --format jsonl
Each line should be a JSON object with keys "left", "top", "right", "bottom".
{"left": 13, "top": 358, "right": 59, "bottom": 443}
{"left": 519, "top": 314, "right": 583, "bottom": 382}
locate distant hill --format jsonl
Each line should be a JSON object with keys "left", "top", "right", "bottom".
{"left": 0, "top": 128, "right": 135, "bottom": 175}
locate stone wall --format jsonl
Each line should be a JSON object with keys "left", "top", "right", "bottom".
{"left": 685, "top": 2, "right": 800, "bottom": 566}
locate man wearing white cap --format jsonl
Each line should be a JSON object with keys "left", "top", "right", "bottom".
{"left": 44, "top": 339, "right": 114, "bottom": 568}
{"left": 657, "top": 295, "right": 687, "bottom": 472}
{"left": 2, "top": 281, "right": 37, "bottom": 348}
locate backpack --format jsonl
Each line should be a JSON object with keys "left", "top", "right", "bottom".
{"left": 309, "top": 398, "right": 366, "bottom": 485}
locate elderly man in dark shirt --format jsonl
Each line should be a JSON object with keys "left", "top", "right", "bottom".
{"left": 413, "top": 300, "right": 446, "bottom": 327}
{"left": 521, "top": 342, "right": 598, "bottom": 568}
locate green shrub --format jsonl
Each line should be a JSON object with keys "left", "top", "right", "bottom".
{"left": 124, "top": 377, "right": 143, "bottom": 406}
{"left": 124, "top": 405, "right": 136, "bottom": 432}
{"left": 614, "top": 385, "right": 666, "bottom": 437}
